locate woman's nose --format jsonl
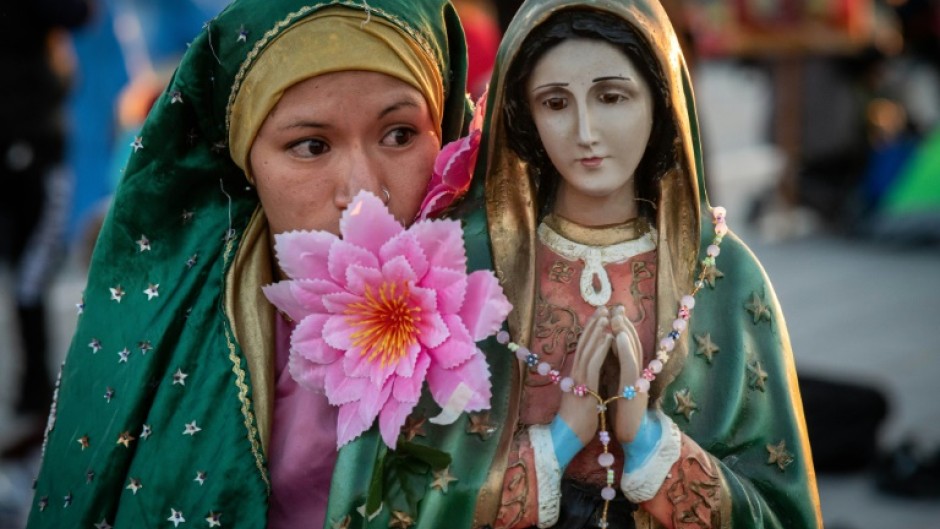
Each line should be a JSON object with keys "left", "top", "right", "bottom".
{"left": 334, "top": 148, "right": 385, "bottom": 208}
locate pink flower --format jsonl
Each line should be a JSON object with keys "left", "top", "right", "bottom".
{"left": 416, "top": 89, "right": 488, "bottom": 220}
{"left": 263, "top": 191, "right": 512, "bottom": 449}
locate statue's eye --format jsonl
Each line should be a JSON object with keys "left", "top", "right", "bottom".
{"left": 600, "top": 93, "right": 626, "bottom": 104}
{"left": 542, "top": 97, "right": 568, "bottom": 111}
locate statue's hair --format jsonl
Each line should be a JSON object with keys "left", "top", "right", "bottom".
{"left": 503, "top": 9, "right": 677, "bottom": 220}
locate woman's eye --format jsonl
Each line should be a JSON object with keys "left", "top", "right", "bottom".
{"left": 600, "top": 93, "right": 626, "bottom": 104}
{"left": 542, "top": 97, "right": 568, "bottom": 110}
{"left": 290, "top": 139, "right": 330, "bottom": 157}
{"left": 380, "top": 127, "right": 417, "bottom": 147}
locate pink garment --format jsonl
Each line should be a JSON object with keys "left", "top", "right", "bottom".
{"left": 267, "top": 316, "right": 339, "bottom": 528}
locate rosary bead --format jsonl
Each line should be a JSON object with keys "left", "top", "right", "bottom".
{"left": 598, "top": 452, "right": 615, "bottom": 467}
{"left": 712, "top": 206, "right": 726, "bottom": 222}
{"left": 672, "top": 318, "right": 687, "bottom": 332}
{"left": 706, "top": 244, "right": 720, "bottom": 257}
{"left": 622, "top": 385, "right": 637, "bottom": 399}
{"left": 659, "top": 336, "right": 675, "bottom": 352}
{"left": 537, "top": 362, "right": 551, "bottom": 376}
{"left": 601, "top": 486, "right": 616, "bottom": 501}
{"left": 496, "top": 331, "right": 510, "bottom": 344}
{"left": 560, "top": 377, "right": 575, "bottom": 392}
{"left": 525, "top": 353, "right": 539, "bottom": 367}
{"left": 681, "top": 295, "right": 696, "bottom": 309}
{"left": 636, "top": 378, "right": 651, "bottom": 393}
{"left": 649, "top": 359, "right": 663, "bottom": 374}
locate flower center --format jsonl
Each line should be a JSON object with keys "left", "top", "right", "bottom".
{"left": 346, "top": 281, "right": 422, "bottom": 367}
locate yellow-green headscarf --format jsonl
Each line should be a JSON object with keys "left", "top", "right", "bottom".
{"left": 229, "top": 6, "right": 445, "bottom": 180}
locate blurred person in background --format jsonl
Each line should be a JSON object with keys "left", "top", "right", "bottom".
{"left": 0, "top": 0, "right": 93, "bottom": 459}
{"left": 453, "top": 0, "right": 501, "bottom": 100}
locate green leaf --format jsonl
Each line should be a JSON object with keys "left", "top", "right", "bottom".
{"left": 363, "top": 443, "right": 387, "bottom": 521}
{"left": 397, "top": 440, "right": 452, "bottom": 470}
{"left": 380, "top": 441, "right": 454, "bottom": 515}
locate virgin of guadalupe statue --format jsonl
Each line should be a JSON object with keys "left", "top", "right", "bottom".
{"left": 443, "top": 0, "right": 824, "bottom": 527}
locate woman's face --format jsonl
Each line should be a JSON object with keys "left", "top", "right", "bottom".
{"left": 250, "top": 71, "right": 439, "bottom": 236}
{"left": 527, "top": 38, "right": 653, "bottom": 214}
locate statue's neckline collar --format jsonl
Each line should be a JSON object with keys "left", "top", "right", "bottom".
{"left": 543, "top": 213, "right": 652, "bottom": 247}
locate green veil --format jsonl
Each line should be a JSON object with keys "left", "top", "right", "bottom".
{"left": 26, "top": 1, "right": 468, "bottom": 528}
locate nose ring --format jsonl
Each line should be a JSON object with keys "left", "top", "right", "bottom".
{"left": 381, "top": 186, "right": 390, "bottom": 205}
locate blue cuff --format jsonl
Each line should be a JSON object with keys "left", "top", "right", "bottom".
{"left": 622, "top": 411, "right": 663, "bottom": 473}
{"left": 549, "top": 415, "right": 583, "bottom": 470}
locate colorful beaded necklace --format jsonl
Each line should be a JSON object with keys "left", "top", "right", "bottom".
{"left": 496, "top": 206, "right": 728, "bottom": 527}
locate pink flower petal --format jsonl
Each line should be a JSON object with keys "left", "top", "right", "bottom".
{"left": 415, "top": 190, "right": 453, "bottom": 221}
{"left": 273, "top": 230, "right": 337, "bottom": 281}
{"left": 345, "top": 264, "right": 384, "bottom": 296}
{"left": 328, "top": 239, "right": 380, "bottom": 286}
{"left": 438, "top": 131, "right": 480, "bottom": 189}
{"left": 264, "top": 279, "right": 342, "bottom": 322}
{"left": 291, "top": 314, "right": 342, "bottom": 365}
{"left": 321, "top": 290, "right": 362, "bottom": 314}
{"left": 379, "top": 232, "right": 429, "bottom": 280}
{"left": 339, "top": 191, "right": 404, "bottom": 255}
{"left": 323, "top": 314, "right": 356, "bottom": 351}
{"left": 261, "top": 282, "right": 309, "bottom": 322}
{"left": 459, "top": 270, "right": 513, "bottom": 341}
{"left": 289, "top": 279, "right": 344, "bottom": 314}
{"left": 409, "top": 219, "right": 467, "bottom": 270}
{"left": 416, "top": 129, "right": 481, "bottom": 220}
{"left": 393, "top": 353, "right": 430, "bottom": 403}
{"left": 336, "top": 402, "right": 373, "bottom": 449}
{"left": 393, "top": 341, "right": 422, "bottom": 378}
{"left": 287, "top": 354, "right": 328, "bottom": 393}
{"left": 324, "top": 366, "right": 370, "bottom": 406}
{"left": 429, "top": 315, "right": 476, "bottom": 369}
{"left": 420, "top": 267, "right": 467, "bottom": 315}
{"left": 426, "top": 352, "right": 492, "bottom": 412}
{"left": 357, "top": 379, "right": 393, "bottom": 425}
{"left": 416, "top": 309, "right": 449, "bottom": 350}
{"left": 379, "top": 255, "right": 418, "bottom": 285}
{"left": 378, "top": 397, "right": 419, "bottom": 450}
{"left": 343, "top": 348, "right": 397, "bottom": 385}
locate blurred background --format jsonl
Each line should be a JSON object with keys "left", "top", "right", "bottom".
{"left": 1, "top": 0, "right": 938, "bottom": 527}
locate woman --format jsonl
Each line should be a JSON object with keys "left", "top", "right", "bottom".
{"left": 25, "top": 0, "right": 471, "bottom": 527}
{"left": 452, "top": 0, "right": 824, "bottom": 527}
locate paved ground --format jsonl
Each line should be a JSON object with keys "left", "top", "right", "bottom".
{"left": 1, "top": 60, "right": 939, "bottom": 528}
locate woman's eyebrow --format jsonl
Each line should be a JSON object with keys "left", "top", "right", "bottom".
{"left": 378, "top": 97, "right": 422, "bottom": 119}
{"left": 282, "top": 119, "right": 330, "bottom": 130}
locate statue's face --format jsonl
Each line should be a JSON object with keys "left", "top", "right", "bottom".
{"left": 527, "top": 38, "right": 653, "bottom": 212}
